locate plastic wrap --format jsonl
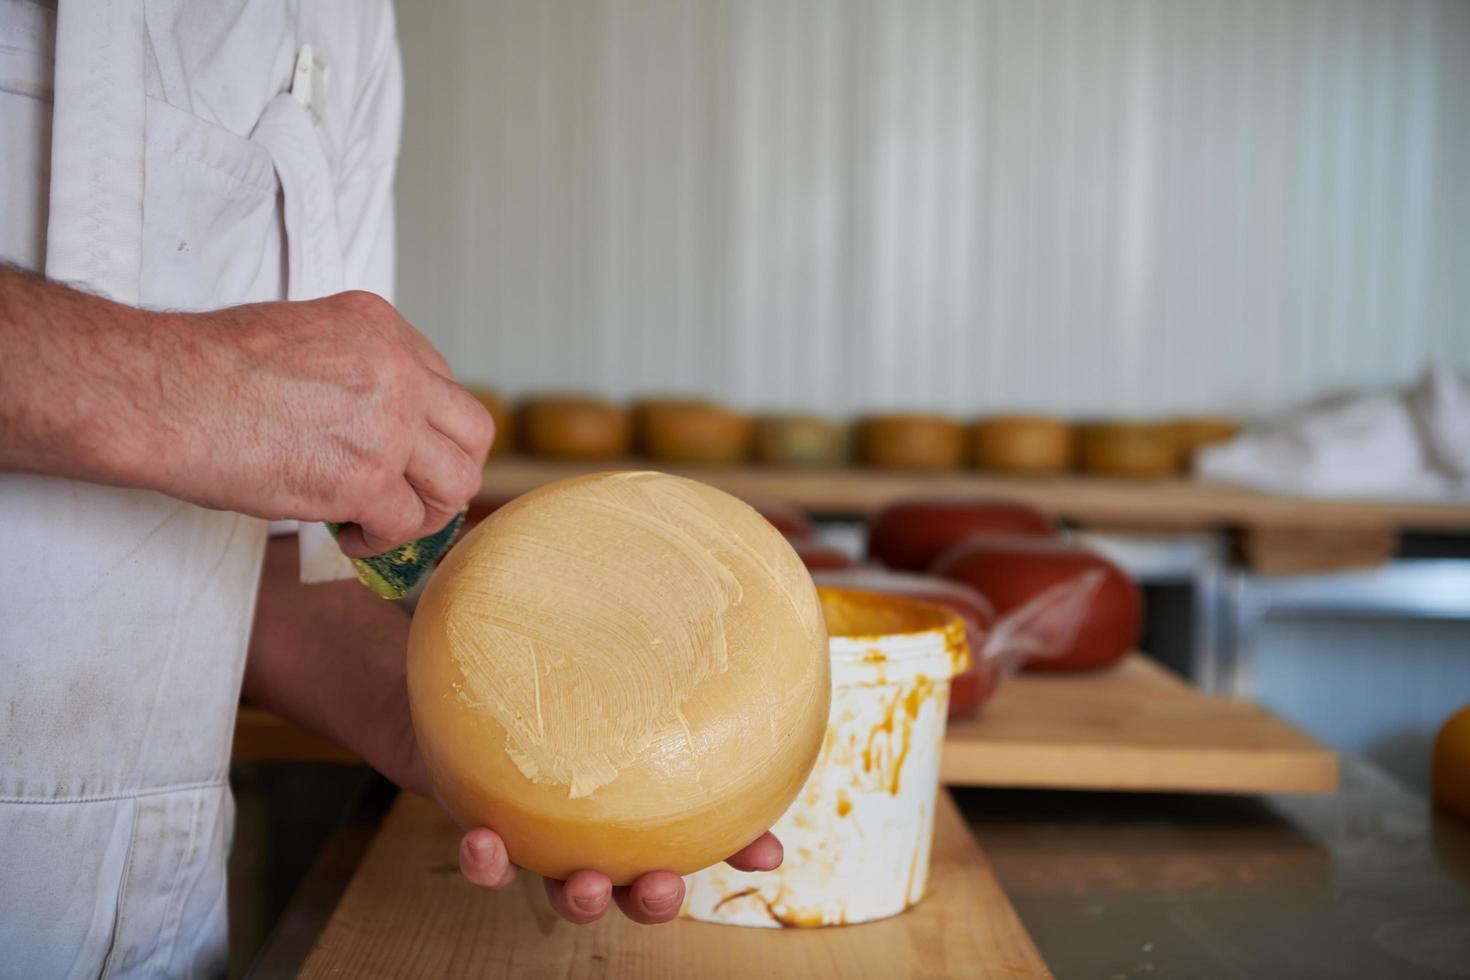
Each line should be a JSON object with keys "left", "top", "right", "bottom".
{"left": 813, "top": 566, "right": 1104, "bottom": 714}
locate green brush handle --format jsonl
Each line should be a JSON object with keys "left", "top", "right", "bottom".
{"left": 326, "top": 508, "right": 467, "bottom": 599}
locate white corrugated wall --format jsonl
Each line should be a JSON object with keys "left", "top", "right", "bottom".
{"left": 394, "top": 0, "right": 1470, "bottom": 417}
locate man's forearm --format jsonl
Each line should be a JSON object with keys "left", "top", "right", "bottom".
{"left": 1, "top": 265, "right": 494, "bottom": 553}
{"left": 243, "top": 535, "right": 429, "bottom": 794}
{"left": 0, "top": 264, "right": 194, "bottom": 488}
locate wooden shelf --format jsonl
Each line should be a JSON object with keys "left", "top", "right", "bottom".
{"left": 298, "top": 790, "right": 1051, "bottom": 979}
{"left": 477, "top": 457, "right": 1470, "bottom": 534}
{"left": 943, "top": 654, "right": 1338, "bottom": 795}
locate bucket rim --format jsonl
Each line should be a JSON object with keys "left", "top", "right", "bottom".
{"left": 818, "top": 586, "right": 969, "bottom": 674}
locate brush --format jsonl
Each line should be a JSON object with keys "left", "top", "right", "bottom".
{"left": 325, "top": 507, "right": 468, "bottom": 599}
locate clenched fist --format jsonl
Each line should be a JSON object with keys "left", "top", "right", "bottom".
{"left": 182, "top": 291, "right": 494, "bottom": 555}
{"left": 163, "top": 291, "right": 494, "bottom": 555}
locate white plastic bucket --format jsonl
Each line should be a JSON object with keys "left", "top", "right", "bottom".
{"left": 682, "top": 587, "right": 968, "bottom": 927}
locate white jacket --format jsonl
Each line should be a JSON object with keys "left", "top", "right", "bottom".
{"left": 0, "top": 1, "right": 401, "bottom": 975}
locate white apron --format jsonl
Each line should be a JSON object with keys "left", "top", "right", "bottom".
{"left": 0, "top": 1, "right": 401, "bottom": 976}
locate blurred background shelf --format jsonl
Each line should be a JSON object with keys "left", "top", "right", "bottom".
{"left": 476, "top": 458, "right": 1470, "bottom": 537}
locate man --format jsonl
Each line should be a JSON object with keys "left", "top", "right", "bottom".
{"left": 0, "top": 3, "right": 778, "bottom": 975}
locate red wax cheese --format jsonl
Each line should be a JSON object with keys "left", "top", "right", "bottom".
{"left": 932, "top": 535, "right": 1141, "bottom": 672}
{"left": 753, "top": 501, "right": 816, "bottom": 541}
{"left": 866, "top": 498, "right": 1058, "bottom": 572}
{"left": 789, "top": 539, "right": 859, "bottom": 572}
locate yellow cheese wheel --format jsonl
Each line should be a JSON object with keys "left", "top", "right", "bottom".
{"left": 1077, "top": 422, "right": 1179, "bottom": 478}
{"left": 1434, "top": 705, "right": 1470, "bottom": 822}
{"left": 518, "top": 396, "right": 631, "bottom": 460}
{"left": 634, "top": 398, "right": 751, "bottom": 466}
{"left": 858, "top": 414, "right": 965, "bottom": 471}
{"left": 408, "top": 472, "right": 830, "bottom": 884}
{"left": 468, "top": 387, "right": 516, "bottom": 456}
{"left": 752, "top": 414, "right": 852, "bottom": 467}
{"left": 1164, "top": 416, "right": 1241, "bottom": 473}
{"left": 969, "top": 415, "right": 1075, "bottom": 475}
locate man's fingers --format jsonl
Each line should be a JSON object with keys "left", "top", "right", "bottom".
{"left": 612, "top": 872, "right": 685, "bottom": 925}
{"left": 332, "top": 524, "right": 373, "bottom": 559}
{"left": 724, "top": 832, "right": 783, "bottom": 873}
{"left": 338, "top": 478, "right": 425, "bottom": 558}
{"left": 544, "top": 871, "right": 612, "bottom": 925}
{"left": 405, "top": 427, "right": 480, "bottom": 538}
{"left": 458, "top": 833, "right": 687, "bottom": 926}
{"left": 338, "top": 402, "right": 483, "bottom": 558}
{"left": 458, "top": 829, "right": 518, "bottom": 890}
{"left": 427, "top": 375, "right": 496, "bottom": 468}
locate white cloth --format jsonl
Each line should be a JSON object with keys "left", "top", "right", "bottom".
{"left": 1408, "top": 366, "right": 1470, "bottom": 482}
{"left": 1196, "top": 368, "right": 1470, "bottom": 502}
{"left": 0, "top": 2, "right": 402, "bottom": 976}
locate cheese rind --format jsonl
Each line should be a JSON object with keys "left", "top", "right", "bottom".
{"left": 408, "top": 471, "right": 830, "bottom": 883}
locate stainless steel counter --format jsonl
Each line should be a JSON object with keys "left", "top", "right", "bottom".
{"left": 956, "top": 758, "right": 1470, "bottom": 979}
{"left": 240, "top": 757, "right": 1470, "bottom": 979}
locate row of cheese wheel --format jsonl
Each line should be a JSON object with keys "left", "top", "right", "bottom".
{"left": 472, "top": 390, "right": 1238, "bottom": 477}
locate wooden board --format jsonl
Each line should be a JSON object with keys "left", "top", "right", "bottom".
{"left": 1234, "top": 525, "right": 1397, "bottom": 574}
{"left": 476, "top": 457, "right": 1470, "bottom": 534}
{"left": 298, "top": 791, "right": 1051, "bottom": 980}
{"left": 942, "top": 655, "right": 1338, "bottom": 795}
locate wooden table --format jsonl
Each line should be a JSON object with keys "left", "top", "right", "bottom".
{"left": 297, "top": 791, "right": 1051, "bottom": 979}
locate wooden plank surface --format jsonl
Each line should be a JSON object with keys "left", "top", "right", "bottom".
{"left": 299, "top": 790, "right": 1051, "bottom": 979}
{"left": 477, "top": 457, "right": 1470, "bottom": 533}
{"left": 943, "top": 655, "right": 1338, "bottom": 794}
{"left": 1234, "top": 525, "right": 1398, "bottom": 574}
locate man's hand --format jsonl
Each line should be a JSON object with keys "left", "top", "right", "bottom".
{"left": 245, "top": 537, "right": 781, "bottom": 925}
{"left": 0, "top": 269, "right": 492, "bottom": 555}
{"left": 185, "top": 291, "right": 493, "bottom": 556}
{"left": 454, "top": 817, "right": 782, "bottom": 925}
